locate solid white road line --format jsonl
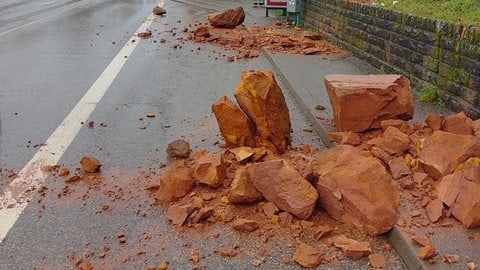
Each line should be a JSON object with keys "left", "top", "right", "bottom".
{"left": 0, "top": 0, "right": 163, "bottom": 243}
{"left": 39, "top": 0, "right": 59, "bottom": 6}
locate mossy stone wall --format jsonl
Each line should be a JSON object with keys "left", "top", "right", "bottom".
{"left": 300, "top": 0, "right": 480, "bottom": 118}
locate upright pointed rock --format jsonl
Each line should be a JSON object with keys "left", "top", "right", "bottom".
{"left": 234, "top": 70, "right": 291, "bottom": 154}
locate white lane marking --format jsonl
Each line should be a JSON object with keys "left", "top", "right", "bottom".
{"left": 39, "top": 0, "right": 59, "bottom": 6}
{"left": 0, "top": 1, "right": 163, "bottom": 243}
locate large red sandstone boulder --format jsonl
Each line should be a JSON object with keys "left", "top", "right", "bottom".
{"left": 193, "top": 150, "right": 226, "bottom": 187}
{"left": 324, "top": 74, "right": 414, "bottom": 132}
{"left": 311, "top": 145, "right": 399, "bottom": 235}
{"left": 247, "top": 159, "right": 318, "bottom": 220}
{"left": 212, "top": 96, "right": 256, "bottom": 148}
{"left": 419, "top": 130, "right": 480, "bottom": 179}
{"left": 234, "top": 70, "right": 291, "bottom": 154}
{"left": 437, "top": 158, "right": 480, "bottom": 228}
{"left": 154, "top": 160, "right": 195, "bottom": 202}
{"left": 208, "top": 7, "right": 245, "bottom": 29}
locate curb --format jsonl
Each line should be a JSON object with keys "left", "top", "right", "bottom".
{"left": 260, "top": 48, "right": 431, "bottom": 270}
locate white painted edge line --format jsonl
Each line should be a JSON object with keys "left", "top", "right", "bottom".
{"left": 0, "top": 0, "right": 164, "bottom": 243}
{"left": 39, "top": 0, "right": 59, "bottom": 6}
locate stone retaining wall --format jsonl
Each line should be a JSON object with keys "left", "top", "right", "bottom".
{"left": 300, "top": 0, "right": 480, "bottom": 118}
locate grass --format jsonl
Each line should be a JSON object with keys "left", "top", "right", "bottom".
{"left": 418, "top": 85, "right": 446, "bottom": 106}
{"left": 376, "top": 0, "right": 480, "bottom": 26}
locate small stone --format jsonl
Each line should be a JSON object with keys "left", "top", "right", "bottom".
{"left": 153, "top": 6, "right": 166, "bottom": 15}
{"left": 232, "top": 218, "right": 259, "bottom": 232}
{"left": 65, "top": 175, "right": 81, "bottom": 183}
{"left": 293, "top": 242, "right": 322, "bottom": 267}
{"left": 166, "top": 204, "right": 197, "bottom": 226}
{"left": 418, "top": 245, "right": 437, "bottom": 260}
{"left": 166, "top": 139, "right": 191, "bottom": 158}
{"left": 262, "top": 202, "right": 279, "bottom": 218}
{"left": 229, "top": 146, "right": 254, "bottom": 163}
{"left": 426, "top": 198, "right": 444, "bottom": 223}
{"left": 442, "top": 253, "right": 460, "bottom": 263}
{"left": 368, "top": 253, "right": 387, "bottom": 268}
{"left": 59, "top": 167, "right": 70, "bottom": 176}
{"left": 80, "top": 156, "right": 102, "bottom": 173}
{"left": 158, "top": 261, "right": 169, "bottom": 270}
{"left": 334, "top": 235, "right": 371, "bottom": 259}
{"left": 191, "top": 207, "right": 215, "bottom": 223}
{"left": 138, "top": 31, "right": 152, "bottom": 38}
{"left": 388, "top": 156, "right": 411, "bottom": 179}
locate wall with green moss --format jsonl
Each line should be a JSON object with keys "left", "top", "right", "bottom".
{"left": 300, "top": 0, "right": 480, "bottom": 118}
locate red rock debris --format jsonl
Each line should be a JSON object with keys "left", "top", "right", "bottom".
{"left": 188, "top": 23, "right": 345, "bottom": 60}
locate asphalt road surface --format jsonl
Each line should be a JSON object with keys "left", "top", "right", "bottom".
{"left": 0, "top": 0, "right": 406, "bottom": 269}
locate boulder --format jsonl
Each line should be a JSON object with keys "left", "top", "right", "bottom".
{"left": 80, "top": 156, "right": 102, "bottom": 173}
{"left": 166, "top": 139, "right": 191, "bottom": 158}
{"left": 442, "top": 111, "right": 474, "bottom": 135}
{"left": 419, "top": 130, "right": 480, "bottom": 179}
{"left": 248, "top": 159, "right": 318, "bottom": 220}
{"left": 227, "top": 166, "right": 261, "bottom": 203}
{"left": 208, "top": 7, "right": 245, "bottom": 28}
{"left": 154, "top": 160, "right": 195, "bottom": 202}
{"left": 312, "top": 145, "right": 399, "bottom": 235}
{"left": 437, "top": 158, "right": 480, "bottom": 228}
{"left": 293, "top": 242, "right": 322, "bottom": 267}
{"left": 212, "top": 96, "right": 256, "bottom": 148}
{"left": 324, "top": 74, "right": 414, "bottom": 132}
{"left": 234, "top": 70, "right": 291, "bottom": 154}
{"left": 193, "top": 150, "right": 226, "bottom": 188}
{"left": 366, "top": 126, "right": 410, "bottom": 156}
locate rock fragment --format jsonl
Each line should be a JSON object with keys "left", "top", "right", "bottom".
{"left": 208, "top": 7, "right": 245, "bottom": 28}
{"left": 80, "top": 156, "right": 102, "bottom": 173}
{"left": 193, "top": 150, "right": 226, "bottom": 187}
{"left": 166, "top": 204, "right": 197, "bottom": 226}
{"left": 425, "top": 113, "right": 444, "bottom": 131}
{"left": 293, "top": 242, "right": 322, "bottom": 267}
{"left": 334, "top": 235, "right": 371, "bottom": 259}
{"left": 426, "top": 198, "right": 444, "bottom": 223}
{"left": 248, "top": 159, "right": 318, "bottom": 220}
{"left": 327, "top": 131, "right": 361, "bottom": 146}
{"left": 153, "top": 6, "right": 166, "bottom": 15}
{"left": 312, "top": 145, "right": 399, "bottom": 235}
{"left": 437, "top": 158, "right": 480, "bottom": 228}
{"left": 232, "top": 218, "right": 259, "bottom": 232}
{"left": 166, "top": 139, "right": 191, "bottom": 158}
{"left": 262, "top": 202, "right": 279, "bottom": 218}
{"left": 154, "top": 160, "right": 195, "bottom": 202}
{"left": 366, "top": 126, "right": 410, "bottom": 156}
{"left": 442, "top": 111, "right": 474, "bottom": 135}
{"left": 229, "top": 146, "right": 254, "bottom": 163}
{"left": 324, "top": 74, "right": 413, "bottom": 132}
{"left": 368, "top": 253, "right": 387, "bottom": 268}
{"left": 419, "top": 131, "right": 480, "bottom": 179}
{"left": 388, "top": 156, "right": 411, "bottom": 179}
{"left": 227, "top": 166, "right": 261, "bottom": 203}
{"left": 418, "top": 245, "right": 437, "bottom": 260}
{"left": 234, "top": 70, "right": 291, "bottom": 154}
{"left": 212, "top": 95, "right": 256, "bottom": 148}
{"left": 191, "top": 207, "right": 215, "bottom": 223}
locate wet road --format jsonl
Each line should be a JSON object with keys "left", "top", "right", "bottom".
{"left": 0, "top": 0, "right": 406, "bottom": 269}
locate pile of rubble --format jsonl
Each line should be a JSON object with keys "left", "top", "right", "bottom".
{"left": 187, "top": 7, "right": 345, "bottom": 60}
{"left": 148, "top": 69, "right": 480, "bottom": 267}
